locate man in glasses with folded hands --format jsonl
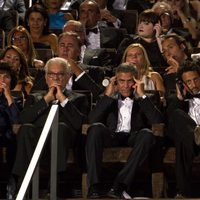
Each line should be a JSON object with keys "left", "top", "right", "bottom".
{"left": 8, "top": 57, "right": 87, "bottom": 199}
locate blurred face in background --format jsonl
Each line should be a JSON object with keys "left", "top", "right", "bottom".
{"left": 58, "top": 35, "right": 80, "bottom": 61}
{"left": 0, "top": 71, "right": 11, "bottom": 93}
{"left": 11, "top": 31, "right": 28, "bottom": 54}
{"left": 28, "top": 11, "right": 46, "bottom": 34}
{"left": 79, "top": 1, "right": 101, "bottom": 28}
{"left": 166, "top": 0, "right": 185, "bottom": 16}
{"left": 44, "top": 0, "right": 64, "bottom": 9}
{"left": 63, "top": 23, "right": 86, "bottom": 45}
{"left": 3, "top": 49, "right": 21, "bottom": 74}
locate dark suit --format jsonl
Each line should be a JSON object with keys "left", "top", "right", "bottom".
{"left": 86, "top": 26, "right": 124, "bottom": 50}
{"left": 0, "top": 95, "right": 19, "bottom": 173}
{"left": 31, "top": 70, "right": 104, "bottom": 101}
{"left": 12, "top": 90, "right": 86, "bottom": 179}
{"left": 86, "top": 94, "right": 163, "bottom": 188}
{"left": 167, "top": 96, "right": 199, "bottom": 196}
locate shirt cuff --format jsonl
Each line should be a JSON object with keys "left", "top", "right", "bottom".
{"left": 60, "top": 98, "right": 69, "bottom": 107}
{"left": 75, "top": 71, "right": 85, "bottom": 82}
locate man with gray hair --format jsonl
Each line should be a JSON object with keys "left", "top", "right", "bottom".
{"left": 8, "top": 57, "right": 87, "bottom": 198}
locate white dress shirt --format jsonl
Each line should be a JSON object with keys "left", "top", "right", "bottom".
{"left": 86, "top": 26, "right": 101, "bottom": 49}
{"left": 116, "top": 97, "right": 133, "bottom": 133}
{"left": 112, "top": 0, "right": 127, "bottom": 10}
{"left": 188, "top": 97, "right": 200, "bottom": 125}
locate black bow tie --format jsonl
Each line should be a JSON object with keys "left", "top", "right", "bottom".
{"left": 119, "top": 94, "right": 134, "bottom": 100}
{"left": 86, "top": 28, "right": 98, "bottom": 35}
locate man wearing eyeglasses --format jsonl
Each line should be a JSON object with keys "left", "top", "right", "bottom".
{"left": 8, "top": 57, "right": 87, "bottom": 199}
{"left": 32, "top": 31, "right": 104, "bottom": 101}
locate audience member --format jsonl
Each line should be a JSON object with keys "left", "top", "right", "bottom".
{"left": 189, "top": 0, "right": 200, "bottom": 46}
{"left": 122, "top": 43, "right": 165, "bottom": 96}
{"left": 86, "top": 63, "right": 164, "bottom": 198}
{"left": 79, "top": 0, "right": 124, "bottom": 49}
{"left": 94, "top": 0, "right": 121, "bottom": 28}
{"left": 152, "top": 1, "right": 193, "bottom": 41}
{"left": 164, "top": 0, "right": 199, "bottom": 41}
{"left": 24, "top": 5, "right": 58, "bottom": 55}
{"left": 108, "top": 0, "right": 127, "bottom": 10}
{"left": 42, "top": 0, "right": 74, "bottom": 30}
{"left": 8, "top": 57, "right": 87, "bottom": 199}
{"left": 7, "top": 26, "right": 44, "bottom": 69}
{"left": 63, "top": 20, "right": 113, "bottom": 66}
{"left": 161, "top": 33, "right": 192, "bottom": 95}
{"left": 116, "top": 9, "right": 167, "bottom": 71}
{"left": 166, "top": 60, "right": 200, "bottom": 198}
{"left": 0, "top": 10, "right": 15, "bottom": 36}
{"left": 0, "top": 0, "right": 26, "bottom": 23}
{"left": 32, "top": 32, "right": 104, "bottom": 100}
{"left": 0, "top": 45, "right": 34, "bottom": 99}
{"left": 0, "top": 61, "right": 18, "bottom": 176}
{"left": 63, "top": 20, "right": 86, "bottom": 62}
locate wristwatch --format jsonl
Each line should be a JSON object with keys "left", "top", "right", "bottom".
{"left": 141, "top": 95, "right": 147, "bottom": 99}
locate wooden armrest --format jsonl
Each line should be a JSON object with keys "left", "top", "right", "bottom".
{"left": 82, "top": 124, "right": 90, "bottom": 135}
{"left": 12, "top": 124, "right": 21, "bottom": 134}
{"left": 152, "top": 123, "right": 165, "bottom": 137}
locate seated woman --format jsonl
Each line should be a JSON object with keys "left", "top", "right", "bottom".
{"left": 43, "top": 0, "right": 74, "bottom": 30}
{"left": 24, "top": 5, "right": 58, "bottom": 55}
{"left": 7, "top": 25, "right": 44, "bottom": 69}
{"left": 122, "top": 43, "right": 165, "bottom": 98}
{"left": 0, "top": 45, "right": 34, "bottom": 100}
{"left": 0, "top": 61, "right": 19, "bottom": 181}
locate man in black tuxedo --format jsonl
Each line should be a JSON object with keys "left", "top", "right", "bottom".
{"left": 86, "top": 63, "right": 164, "bottom": 198}
{"left": 166, "top": 60, "right": 200, "bottom": 198}
{"left": 79, "top": 0, "right": 124, "bottom": 49}
{"left": 63, "top": 20, "right": 115, "bottom": 67}
{"left": 9, "top": 57, "right": 87, "bottom": 197}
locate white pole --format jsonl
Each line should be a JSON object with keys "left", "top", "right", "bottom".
{"left": 16, "top": 105, "right": 59, "bottom": 200}
{"left": 29, "top": 0, "right": 32, "bottom": 7}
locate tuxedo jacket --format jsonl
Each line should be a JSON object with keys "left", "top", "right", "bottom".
{"left": 88, "top": 94, "right": 163, "bottom": 132}
{"left": 87, "top": 26, "right": 124, "bottom": 49}
{"left": 31, "top": 70, "right": 104, "bottom": 101}
{"left": 20, "top": 90, "right": 87, "bottom": 131}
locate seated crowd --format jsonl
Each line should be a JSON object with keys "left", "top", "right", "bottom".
{"left": 0, "top": 0, "right": 200, "bottom": 199}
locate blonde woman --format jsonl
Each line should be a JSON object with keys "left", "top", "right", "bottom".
{"left": 122, "top": 43, "right": 165, "bottom": 97}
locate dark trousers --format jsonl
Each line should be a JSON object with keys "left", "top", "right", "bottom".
{"left": 12, "top": 122, "right": 78, "bottom": 179}
{"left": 168, "top": 109, "right": 197, "bottom": 196}
{"left": 86, "top": 123, "right": 155, "bottom": 188}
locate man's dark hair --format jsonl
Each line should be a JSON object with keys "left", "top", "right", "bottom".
{"left": 139, "top": 9, "right": 160, "bottom": 25}
{"left": 115, "top": 63, "right": 138, "bottom": 78}
{"left": 161, "top": 33, "right": 192, "bottom": 58}
{"left": 177, "top": 60, "right": 200, "bottom": 81}
{"left": 0, "top": 61, "right": 17, "bottom": 90}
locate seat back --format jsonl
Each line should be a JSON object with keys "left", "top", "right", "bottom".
{"left": 112, "top": 9, "right": 138, "bottom": 34}
{"left": 35, "top": 48, "right": 54, "bottom": 63}
{"left": 0, "top": 29, "right": 5, "bottom": 49}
